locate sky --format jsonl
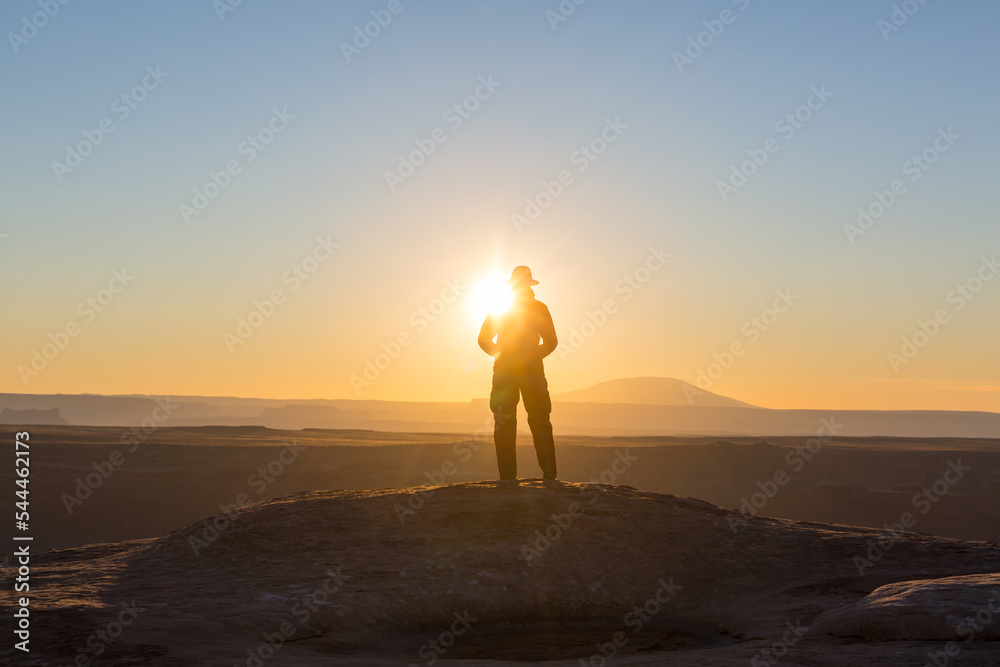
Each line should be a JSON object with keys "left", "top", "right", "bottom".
{"left": 1, "top": 0, "right": 998, "bottom": 411}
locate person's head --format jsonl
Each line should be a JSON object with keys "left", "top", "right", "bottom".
{"left": 506, "top": 266, "right": 538, "bottom": 297}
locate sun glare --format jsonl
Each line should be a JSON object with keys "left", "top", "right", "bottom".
{"left": 468, "top": 275, "right": 513, "bottom": 321}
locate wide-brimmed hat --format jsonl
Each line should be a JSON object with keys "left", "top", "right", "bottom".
{"left": 506, "top": 266, "right": 539, "bottom": 286}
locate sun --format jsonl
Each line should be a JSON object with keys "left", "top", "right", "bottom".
{"left": 467, "top": 274, "right": 513, "bottom": 322}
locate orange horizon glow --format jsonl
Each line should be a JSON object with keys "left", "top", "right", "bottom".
{"left": 4, "top": 256, "right": 999, "bottom": 413}
{"left": 4, "top": 378, "right": 999, "bottom": 414}
{"left": 4, "top": 5, "right": 998, "bottom": 417}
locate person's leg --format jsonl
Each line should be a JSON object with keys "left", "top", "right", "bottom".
{"left": 521, "top": 374, "right": 557, "bottom": 479}
{"left": 489, "top": 373, "right": 520, "bottom": 479}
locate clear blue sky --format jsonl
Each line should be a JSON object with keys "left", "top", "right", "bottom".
{"left": 2, "top": 0, "right": 998, "bottom": 410}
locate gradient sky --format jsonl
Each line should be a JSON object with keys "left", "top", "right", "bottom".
{"left": 2, "top": 0, "right": 998, "bottom": 411}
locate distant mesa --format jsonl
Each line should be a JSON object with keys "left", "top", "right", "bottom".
{"left": 0, "top": 407, "right": 68, "bottom": 425}
{"left": 259, "top": 403, "right": 348, "bottom": 426}
{"left": 554, "top": 377, "right": 758, "bottom": 408}
{"left": 261, "top": 404, "right": 345, "bottom": 418}
{"left": 3, "top": 384, "right": 1000, "bottom": 436}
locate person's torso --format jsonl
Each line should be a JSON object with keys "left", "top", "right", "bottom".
{"left": 493, "top": 299, "right": 549, "bottom": 374}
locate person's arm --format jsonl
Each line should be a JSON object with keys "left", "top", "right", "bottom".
{"left": 538, "top": 305, "right": 558, "bottom": 358}
{"left": 478, "top": 315, "right": 499, "bottom": 356}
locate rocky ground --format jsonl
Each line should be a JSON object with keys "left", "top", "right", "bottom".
{"left": 3, "top": 480, "right": 1000, "bottom": 666}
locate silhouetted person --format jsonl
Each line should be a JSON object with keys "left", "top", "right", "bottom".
{"left": 478, "top": 266, "right": 558, "bottom": 480}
